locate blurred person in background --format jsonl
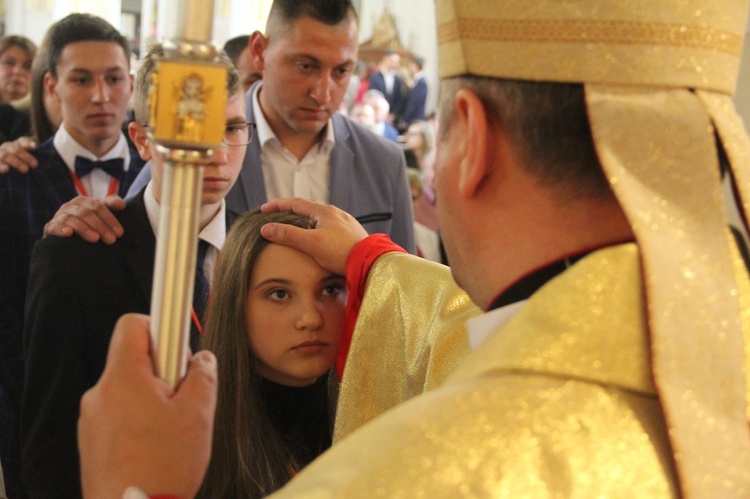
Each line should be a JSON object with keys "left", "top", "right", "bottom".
{"left": 348, "top": 101, "right": 378, "bottom": 134}
{"left": 401, "top": 120, "right": 437, "bottom": 231}
{"left": 362, "top": 89, "right": 398, "bottom": 141}
{"left": 0, "top": 35, "right": 35, "bottom": 104}
{"left": 224, "top": 34, "right": 262, "bottom": 93}
{"left": 353, "top": 63, "right": 376, "bottom": 105}
{"left": 406, "top": 169, "right": 441, "bottom": 263}
{"left": 368, "top": 49, "right": 404, "bottom": 123}
{"left": 0, "top": 36, "right": 37, "bottom": 146}
{"left": 0, "top": 26, "right": 70, "bottom": 173}
{"left": 398, "top": 55, "right": 427, "bottom": 132}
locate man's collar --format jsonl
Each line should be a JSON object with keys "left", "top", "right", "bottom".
{"left": 487, "top": 253, "right": 589, "bottom": 311}
{"left": 487, "top": 239, "right": 635, "bottom": 311}
{"left": 252, "top": 82, "right": 276, "bottom": 148}
{"left": 143, "top": 180, "right": 227, "bottom": 251}
{"left": 54, "top": 125, "right": 130, "bottom": 172}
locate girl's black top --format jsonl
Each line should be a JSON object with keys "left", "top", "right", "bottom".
{"left": 260, "top": 374, "right": 333, "bottom": 470}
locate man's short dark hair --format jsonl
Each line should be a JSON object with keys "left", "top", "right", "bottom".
{"left": 439, "top": 77, "right": 609, "bottom": 199}
{"left": 47, "top": 13, "right": 130, "bottom": 77}
{"left": 223, "top": 35, "right": 250, "bottom": 67}
{"left": 266, "top": 0, "right": 358, "bottom": 34}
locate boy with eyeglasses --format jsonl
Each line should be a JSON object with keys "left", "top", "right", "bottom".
{"left": 20, "top": 42, "right": 247, "bottom": 498}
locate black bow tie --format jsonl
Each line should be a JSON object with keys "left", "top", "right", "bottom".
{"left": 74, "top": 156, "right": 125, "bottom": 179}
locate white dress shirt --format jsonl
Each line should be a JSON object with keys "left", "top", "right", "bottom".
{"left": 253, "top": 83, "right": 335, "bottom": 203}
{"left": 143, "top": 181, "right": 226, "bottom": 284}
{"left": 381, "top": 69, "right": 395, "bottom": 95}
{"left": 54, "top": 125, "right": 131, "bottom": 199}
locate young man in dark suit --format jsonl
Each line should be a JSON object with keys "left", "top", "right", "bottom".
{"left": 399, "top": 56, "right": 428, "bottom": 128}
{"left": 20, "top": 43, "right": 247, "bottom": 498}
{"left": 368, "top": 49, "right": 405, "bottom": 120}
{"left": 0, "top": 14, "right": 144, "bottom": 498}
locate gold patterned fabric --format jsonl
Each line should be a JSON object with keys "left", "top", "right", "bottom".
{"left": 586, "top": 86, "right": 750, "bottom": 496}
{"left": 432, "top": 1, "right": 750, "bottom": 496}
{"left": 275, "top": 246, "right": 685, "bottom": 497}
{"left": 333, "top": 254, "right": 476, "bottom": 442}
{"left": 436, "top": 1, "right": 746, "bottom": 92}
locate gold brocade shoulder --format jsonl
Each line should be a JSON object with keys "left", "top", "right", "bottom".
{"left": 334, "top": 254, "right": 478, "bottom": 443}
{"left": 449, "top": 243, "right": 656, "bottom": 395}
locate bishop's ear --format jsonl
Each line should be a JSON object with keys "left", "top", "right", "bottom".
{"left": 453, "top": 88, "right": 492, "bottom": 198}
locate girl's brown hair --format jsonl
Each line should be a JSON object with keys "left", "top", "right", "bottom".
{"left": 198, "top": 209, "right": 317, "bottom": 497}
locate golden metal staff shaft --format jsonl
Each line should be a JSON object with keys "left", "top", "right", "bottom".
{"left": 148, "top": 0, "right": 227, "bottom": 388}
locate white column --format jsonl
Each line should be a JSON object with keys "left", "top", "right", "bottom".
{"left": 53, "top": 0, "right": 123, "bottom": 30}
{"left": 140, "top": 0, "right": 155, "bottom": 51}
{"left": 211, "top": 0, "right": 229, "bottom": 45}
{"left": 213, "top": 0, "right": 272, "bottom": 47}
{"left": 5, "top": 0, "right": 55, "bottom": 44}
{"left": 156, "top": 0, "right": 219, "bottom": 42}
{"left": 145, "top": 0, "right": 269, "bottom": 50}
{"left": 7, "top": 0, "right": 124, "bottom": 45}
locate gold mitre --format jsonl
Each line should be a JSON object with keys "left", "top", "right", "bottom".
{"left": 436, "top": 0, "right": 747, "bottom": 94}
{"left": 436, "top": 0, "right": 750, "bottom": 498}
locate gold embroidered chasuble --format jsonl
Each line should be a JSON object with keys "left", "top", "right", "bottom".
{"left": 273, "top": 243, "right": 734, "bottom": 497}
{"left": 333, "top": 255, "right": 477, "bottom": 442}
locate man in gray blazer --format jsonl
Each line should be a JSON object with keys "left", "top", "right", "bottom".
{"left": 55, "top": 0, "right": 416, "bottom": 254}
{"left": 234, "top": 0, "right": 412, "bottom": 253}
{"left": 226, "top": 80, "right": 414, "bottom": 252}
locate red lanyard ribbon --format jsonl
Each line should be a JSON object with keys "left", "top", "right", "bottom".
{"left": 68, "top": 168, "right": 120, "bottom": 197}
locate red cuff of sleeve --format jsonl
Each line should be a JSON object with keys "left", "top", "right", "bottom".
{"left": 335, "top": 234, "right": 406, "bottom": 380}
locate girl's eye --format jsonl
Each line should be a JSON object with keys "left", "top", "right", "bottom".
{"left": 322, "top": 284, "right": 344, "bottom": 297}
{"left": 269, "top": 289, "right": 289, "bottom": 301}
